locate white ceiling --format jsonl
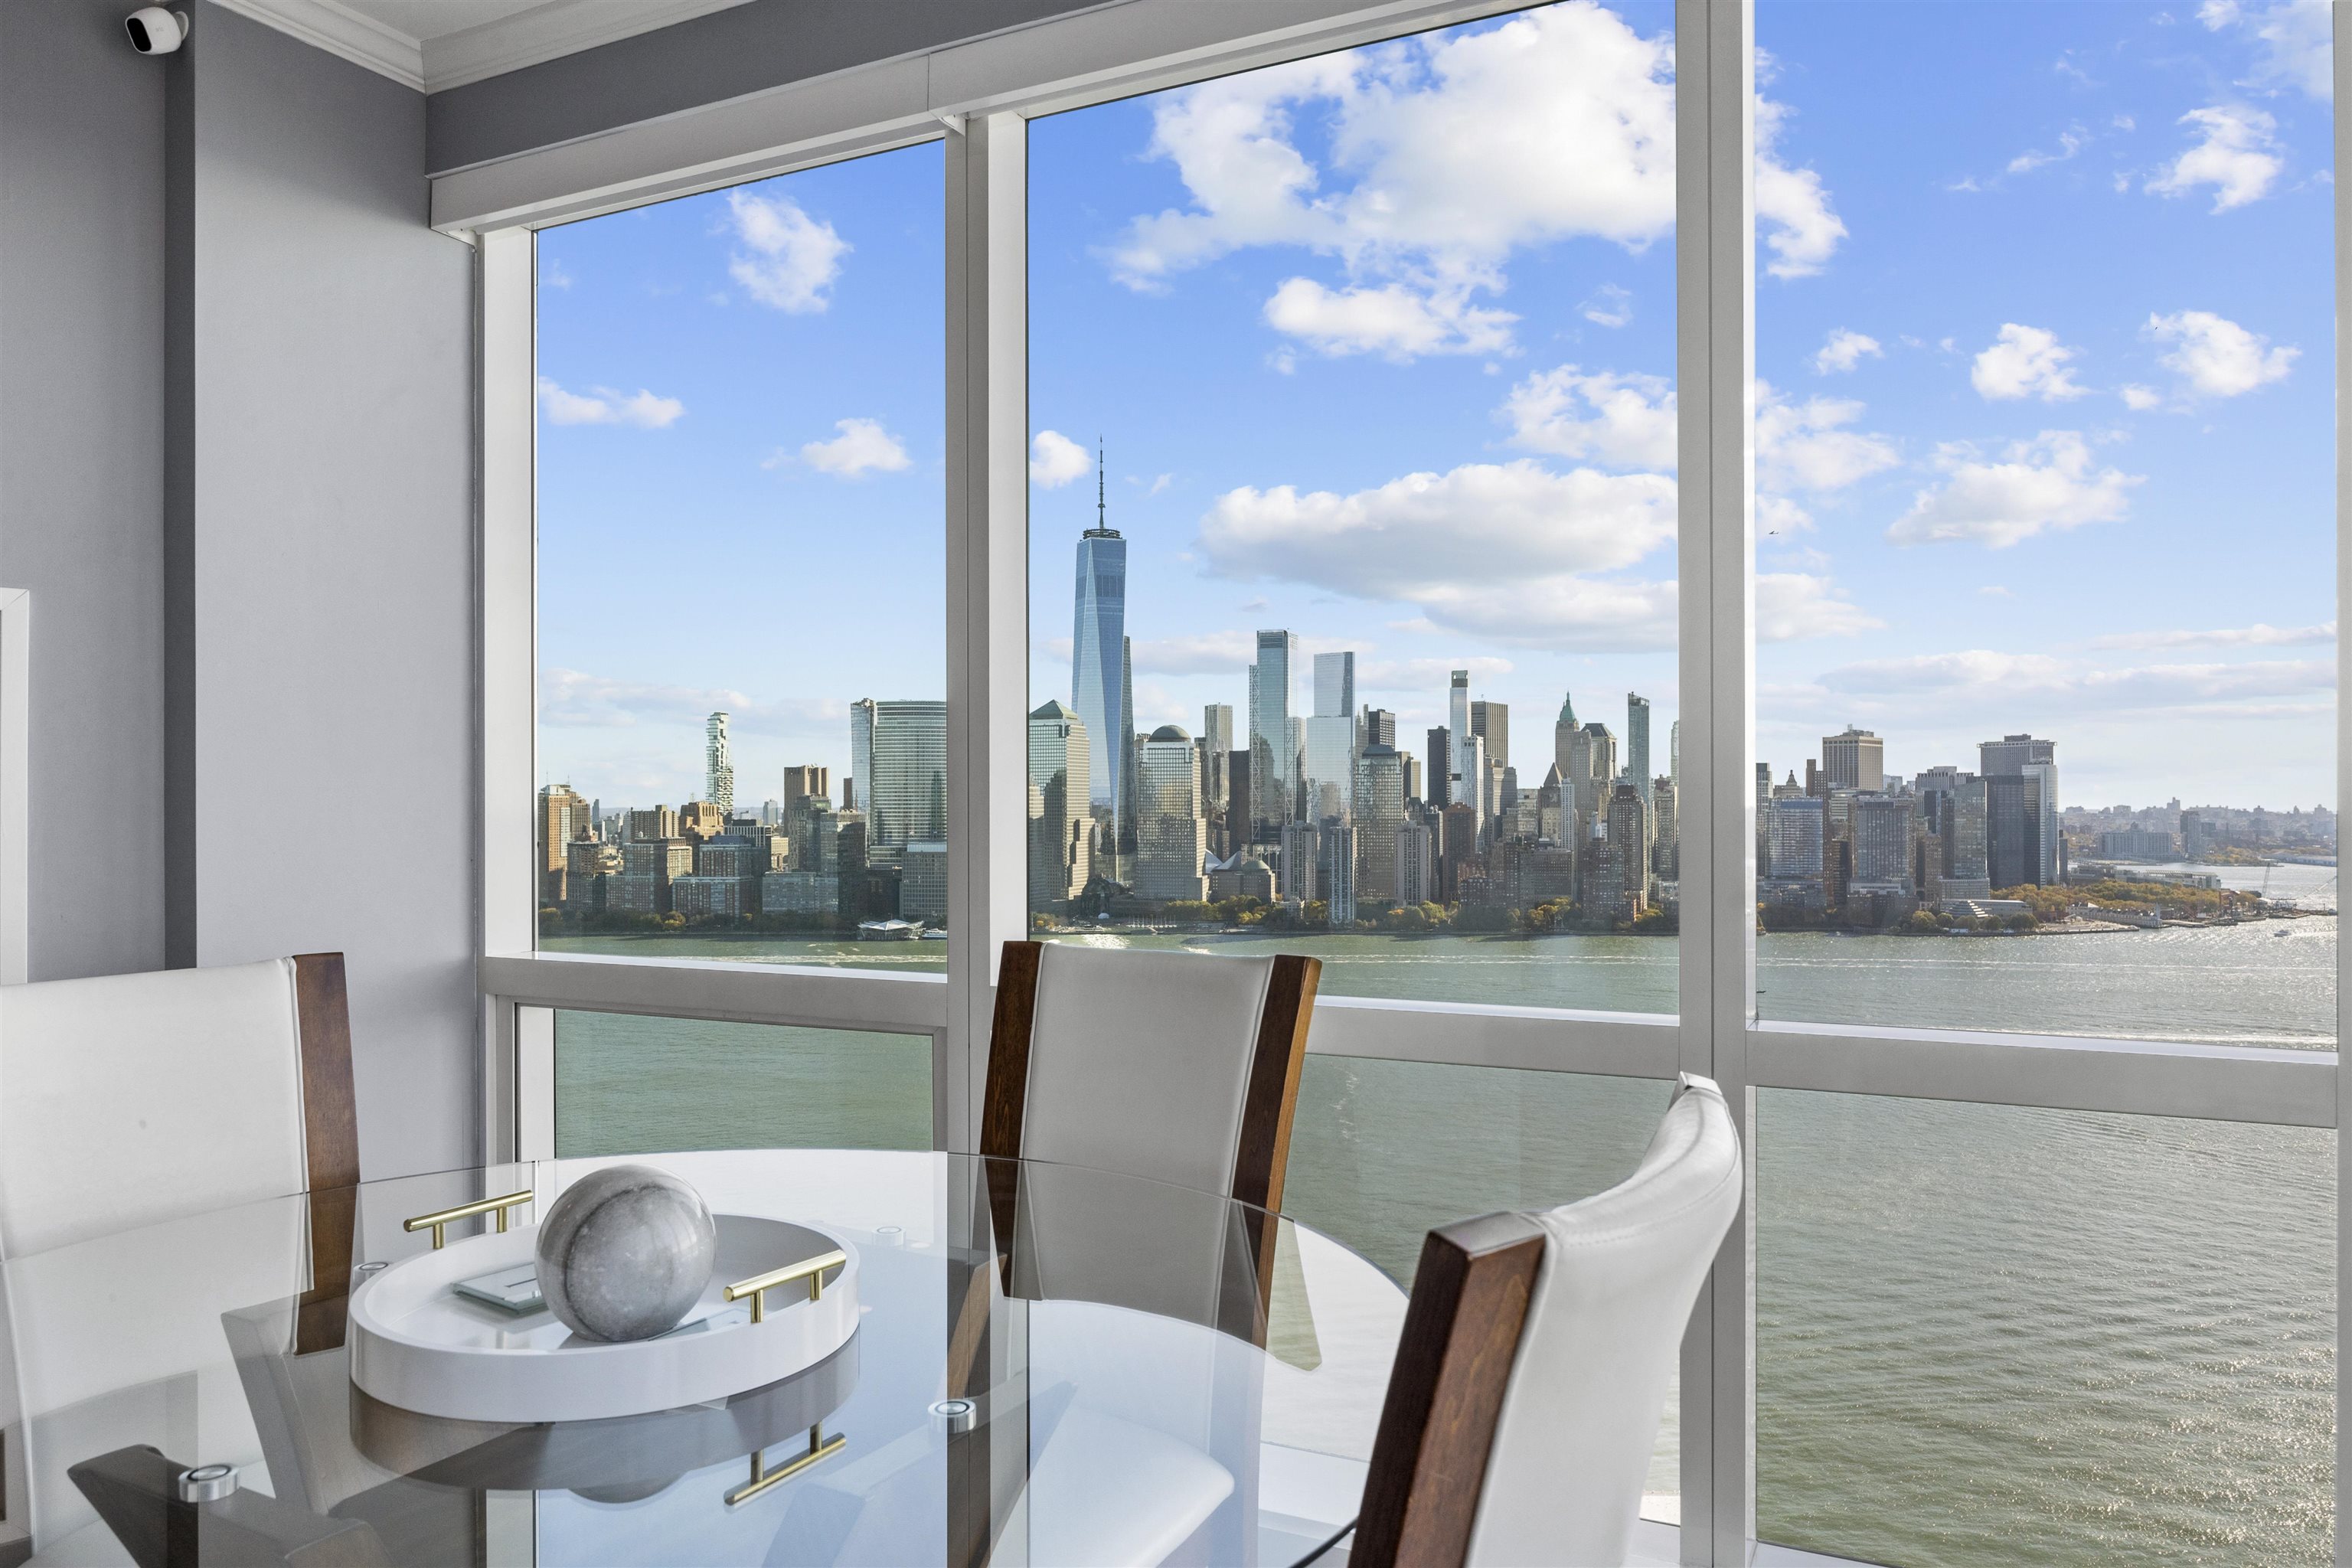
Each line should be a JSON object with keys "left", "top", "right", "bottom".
{"left": 211, "top": 0, "right": 753, "bottom": 93}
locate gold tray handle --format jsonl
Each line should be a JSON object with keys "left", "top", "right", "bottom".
{"left": 722, "top": 1249, "right": 847, "bottom": 1324}
{"left": 725, "top": 1425, "right": 845, "bottom": 1508}
{"left": 403, "top": 1190, "right": 536, "bottom": 1250}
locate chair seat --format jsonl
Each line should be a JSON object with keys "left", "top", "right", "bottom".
{"left": 1027, "top": 1406, "right": 1234, "bottom": 1568}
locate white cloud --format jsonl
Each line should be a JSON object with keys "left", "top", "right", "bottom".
{"left": 2007, "top": 126, "right": 2089, "bottom": 175}
{"left": 2146, "top": 105, "right": 2283, "bottom": 211}
{"left": 727, "top": 189, "right": 850, "bottom": 312}
{"left": 1581, "top": 283, "right": 1634, "bottom": 328}
{"left": 1821, "top": 649, "right": 2333, "bottom": 714}
{"left": 1357, "top": 655, "right": 1514, "bottom": 691}
{"left": 1888, "top": 431, "right": 2141, "bottom": 547}
{"left": 1263, "top": 277, "right": 1517, "bottom": 359}
{"left": 1811, "top": 328, "right": 1883, "bottom": 375}
{"left": 2202, "top": 0, "right": 2331, "bottom": 100}
{"left": 2145, "top": 309, "right": 2298, "bottom": 396}
{"left": 1107, "top": 4, "right": 1675, "bottom": 359}
{"left": 799, "top": 417, "right": 910, "bottom": 477}
{"left": 1501, "top": 365, "right": 1677, "bottom": 471}
{"left": 539, "top": 667, "right": 839, "bottom": 732}
{"left": 1754, "top": 381, "right": 1900, "bottom": 493}
{"left": 1148, "top": 473, "right": 1173, "bottom": 496}
{"left": 2090, "top": 619, "right": 2334, "bottom": 650}
{"left": 1756, "top": 573, "right": 1884, "bottom": 640}
{"left": 536, "top": 376, "right": 684, "bottom": 429}
{"left": 1759, "top": 495, "right": 1814, "bottom": 536}
{"left": 541, "top": 259, "right": 573, "bottom": 289}
{"left": 1030, "top": 429, "right": 1091, "bottom": 488}
{"left": 1755, "top": 95, "right": 1850, "bottom": 279}
{"left": 1196, "top": 458, "right": 1677, "bottom": 649}
{"left": 1970, "top": 324, "right": 2089, "bottom": 402}
{"left": 2120, "top": 383, "right": 2164, "bottom": 410}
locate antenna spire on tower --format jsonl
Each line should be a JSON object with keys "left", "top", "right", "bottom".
{"left": 1096, "top": 435, "right": 1106, "bottom": 531}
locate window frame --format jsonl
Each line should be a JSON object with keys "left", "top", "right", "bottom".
{"left": 454, "top": 3, "right": 2350, "bottom": 1561}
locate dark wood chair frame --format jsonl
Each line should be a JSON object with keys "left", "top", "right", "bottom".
{"left": 290, "top": 952, "right": 361, "bottom": 1351}
{"left": 978, "top": 938, "right": 1322, "bottom": 1214}
{"left": 1350, "top": 1210, "right": 1549, "bottom": 1568}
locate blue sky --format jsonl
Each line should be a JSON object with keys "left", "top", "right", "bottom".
{"left": 538, "top": 0, "right": 2333, "bottom": 816}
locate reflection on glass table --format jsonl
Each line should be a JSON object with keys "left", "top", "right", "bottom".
{"left": 0, "top": 1149, "right": 1406, "bottom": 1567}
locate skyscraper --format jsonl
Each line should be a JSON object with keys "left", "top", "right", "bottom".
{"left": 1626, "top": 694, "right": 1651, "bottom": 806}
{"left": 1426, "top": 726, "right": 1452, "bottom": 810}
{"left": 1070, "top": 449, "right": 1127, "bottom": 818}
{"left": 851, "top": 699, "right": 947, "bottom": 855}
{"left": 780, "top": 765, "right": 829, "bottom": 808}
{"left": 1248, "top": 630, "right": 1299, "bottom": 838}
{"left": 1027, "top": 699, "right": 1091, "bottom": 907}
{"left": 1135, "top": 724, "right": 1208, "bottom": 901}
{"left": 1305, "top": 651, "right": 1358, "bottom": 822}
{"left": 1823, "top": 726, "right": 1885, "bottom": 792}
{"left": 1470, "top": 699, "right": 1508, "bottom": 773}
{"left": 1447, "top": 670, "right": 1473, "bottom": 818}
{"left": 1553, "top": 691, "right": 1579, "bottom": 782}
{"left": 1353, "top": 743, "right": 1404, "bottom": 900}
{"left": 704, "top": 712, "right": 735, "bottom": 818}
{"left": 1200, "top": 704, "right": 1233, "bottom": 815}
{"left": 1981, "top": 734, "right": 2058, "bottom": 888}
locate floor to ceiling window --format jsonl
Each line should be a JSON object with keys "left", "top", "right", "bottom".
{"left": 1025, "top": 1, "right": 1682, "bottom": 1018}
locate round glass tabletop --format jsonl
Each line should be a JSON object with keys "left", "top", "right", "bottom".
{"left": 0, "top": 1148, "right": 1410, "bottom": 1567}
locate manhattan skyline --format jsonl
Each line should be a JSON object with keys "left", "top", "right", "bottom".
{"left": 533, "top": 0, "right": 2334, "bottom": 818}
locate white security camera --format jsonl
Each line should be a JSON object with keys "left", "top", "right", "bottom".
{"left": 125, "top": 8, "right": 188, "bottom": 54}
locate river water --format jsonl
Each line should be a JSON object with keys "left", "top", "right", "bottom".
{"left": 546, "top": 866, "right": 2337, "bottom": 1565}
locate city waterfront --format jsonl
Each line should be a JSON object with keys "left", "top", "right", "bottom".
{"left": 550, "top": 890, "right": 2337, "bottom": 1565}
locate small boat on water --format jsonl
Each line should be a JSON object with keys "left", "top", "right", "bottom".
{"left": 857, "top": 919, "right": 924, "bottom": 942}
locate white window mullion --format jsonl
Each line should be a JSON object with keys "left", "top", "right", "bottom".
{"left": 2331, "top": 7, "right": 2350, "bottom": 1560}
{"left": 944, "top": 113, "right": 1031, "bottom": 1155}
{"left": 1677, "top": 0, "right": 1756, "bottom": 1561}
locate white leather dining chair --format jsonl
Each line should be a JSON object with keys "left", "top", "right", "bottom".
{"left": 971, "top": 939, "right": 1324, "bottom": 1568}
{"left": 1351, "top": 1073, "right": 1743, "bottom": 1568}
{"left": 0, "top": 954, "right": 362, "bottom": 1566}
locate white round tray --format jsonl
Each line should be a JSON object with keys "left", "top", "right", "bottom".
{"left": 348, "top": 1214, "right": 859, "bottom": 1423}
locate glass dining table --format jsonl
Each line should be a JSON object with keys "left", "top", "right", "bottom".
{"left": 0, "top": 1148, "right": 1410, "bottom": 1567}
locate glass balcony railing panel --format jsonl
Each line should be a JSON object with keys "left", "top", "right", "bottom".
{"left": 1756, "top": 1089, "right": 2334, "bottom": 1566}
{"left": 553, "top": 1009, "right": 933, "bottom": 1157}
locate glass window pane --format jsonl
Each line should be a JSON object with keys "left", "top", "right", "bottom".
{"left": 1751, "top": 2, "right": 2334, "bottom": 1046}
{"left": 1026, "top": 1, "right": 1680, "bottom": 1016}
{"left": 534, "top": 145, "right": 945, "bottom": 969}
{"left": 553, "top": 1009, "right": 932, "bottom": 1155}
{"left": 1280, "top": 1058, "right": 1684, "bottom": 1517}
{"left": 1757, "top": 1090, "right": 2334, "bottom": 1565}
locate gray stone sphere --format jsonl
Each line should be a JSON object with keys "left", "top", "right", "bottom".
{"left": 535, "top": 1165, "right": 717, "bottom": 1343}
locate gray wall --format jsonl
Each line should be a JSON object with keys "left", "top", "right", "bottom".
{"left": 187, "top": 2, "right": 477, "bottom": 1178}
{"left": 427, "top": 0, "right": 1106, "bottom": 175}
{"left": 0, "top": 0, "right": 170, "bottom": 982}
{"left": 0, "top": 0, "right": 479, "bottom": 1177}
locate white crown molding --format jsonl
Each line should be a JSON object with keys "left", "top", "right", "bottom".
{"left": 426, "top": 0, "right": 753, "bottom": 93}
{"left": 206, "top": 0, "right": 750, "bottom": 94}
{"left": 207, "top": 0, "right": 426, "bottom": 91}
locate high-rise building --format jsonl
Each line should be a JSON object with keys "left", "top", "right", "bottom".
{"left": 678, "top": 800, "right": 725, "bottom": 841}
{"left": 1135, "top": 724, "right": 1208, "bottom": 901}
{"left": 1249, "top": 631, "right": 1299, "bottom": 838}
{"left": 704, "top": 712, "right": 735, "bottom": 817}
{"left": 1981, "top": 736, "right": 2059, "bottom": 888}
{"left": 1608, "top": 781, "right": 1651, "bottom": 903}
{"left": 1227, "top": 750, "right": 1252, "bottom": 854}
{"left": 1553, "top": 692, "right": 1580, "bottom": 785}
{"left": 1314, "top": 652, "right": 1355, "bottom": 720}
{"left": 1395, "top": 821, "right": 1436, "bottom": 905}
{"left": 1426, "top": 726, "right": 1452, "bottom": 810}
{"left": 1438, "top": 802, "right": 1479, "bottom": 903}
{"left": 1448, "top": 671, "right": 1474, "bottom": 818}
{"left": 1318, "top": 818, "right": 1357, "bottom": 925}
{"left": 851, "top": 699, "right": 948, "bottom": 856}
{"left": 1470, "top": 699, "right": 1508, "bottom": 773}
{"left": 1304, "top": 651, "right": 1358, "bottom": 822}
{"left": 1353, "top": 743, "right": 1405, "bottom": 901}
{"left": 1566, "top": 723, "right": 1616, "bottom": 822}
{"left": 1979, "top": 733, "right": 2055, "bottom": 778}
{"left": 1070, "top": 456, "right": 1128, "bottom": 817}
{"left": 1027, "top": 699, "right": 1092, "bottom": 907}
{"left": 1822, "top": 726, "right": 1885, "bottom": 793}
{"left": 900, "top": 840, "right": 948, "bottom": 924}
{"left": 1765, "top": 795, "right": 1826, "bottom": 883}
{"left": 538, "top": 784, "right": 589, "bottom": 877}
{"left": 1117, "top": 637, "right": 1138, "bottom": 871}
{"left": 1360, "top": 707, "right": 1396, "bottom": 751}
{"left": 781, "top": 765, "right": 829, "bottom": 809}
{"left": 1279, "top": 819, "right": 1320, "bottom": 903}
{"left": 1651, "top": 776, "right": 1678, "bottom": 881}
{"left": 1626, "top": 694, "right": 1651, "bottom": 805}
{"left": 1848, "top": 792, "right": 1912, "bottom": 895}
{"left": 1200, "top": 704, "right": 1233, "bottom": 815}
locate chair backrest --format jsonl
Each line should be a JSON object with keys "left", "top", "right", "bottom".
{"left": 1353, "top": 1074, "right": 1742, "bottom": 1568}
{"left": 0, "top": 952, "right": 358, "bottom": 1258}
{"left": 982, "top": 940, "right": 1319, "bottom": 1209}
